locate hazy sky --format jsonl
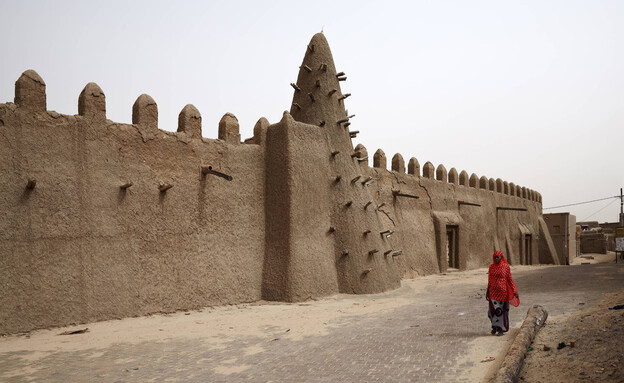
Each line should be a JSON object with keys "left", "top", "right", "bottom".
{"left": 1, "top": 0, "right": 622, "bottom": 223}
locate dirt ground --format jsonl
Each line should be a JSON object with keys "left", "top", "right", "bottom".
{"left": 519, "top": 252, "right": 624, "bottom": 383}
{"left": 1, "top": 257, "right": 621, "bottom": 382}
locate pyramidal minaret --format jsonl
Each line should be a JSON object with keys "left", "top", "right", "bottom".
{"left": 290, "top": 33, "right": 353, "bottom": 153}
{"left": 263, "top": 33, "right": 401, "bottom": 302}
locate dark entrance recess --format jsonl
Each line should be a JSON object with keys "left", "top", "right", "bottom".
{"left": 446, "top": 226, "right": 459, "bottom": 269}
{"left": 522, "top": 234, "right": 533, "bottom": 265}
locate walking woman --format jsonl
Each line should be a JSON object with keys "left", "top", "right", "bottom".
{"left": 486, "top": 250, "right": 519, "bottom": 335}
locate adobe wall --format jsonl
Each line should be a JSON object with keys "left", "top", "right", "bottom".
{"left": 0, "top": 73, "right": 266, "bottom": 334}
{"left": 263, "top": 113, "right": 338, "bottom": 301}
{"left": 0, "top": 34, "right": 556, "bottom": 334}
{"left": 543, "top": 213, "right": 577, "bottom": 264}
{"left": 351, "top": 151, "right": 547, "bottom": 277}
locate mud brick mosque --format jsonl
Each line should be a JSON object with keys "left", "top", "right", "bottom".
{"left": 0, "top": 34, "right": 558, "bottom": 334}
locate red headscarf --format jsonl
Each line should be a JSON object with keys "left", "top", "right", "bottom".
{"left": 488, "top": 250, "right": 519, "bottom": 307}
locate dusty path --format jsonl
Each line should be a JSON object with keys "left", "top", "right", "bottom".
{"left": 1, "top": 262, "right": 622, "bottom": 383}
{"left": 518, "top": 254, "right": 624, "bottom": 383}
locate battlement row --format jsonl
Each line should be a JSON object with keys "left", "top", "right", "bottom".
{"left": 8, "top": 69, "right": 251, "bottom": 144}
{"left": 6, "top": 70, "right": 541, "bottom": 204}
{"left": 353, "top": 143, "right": 541, "bottom": 203}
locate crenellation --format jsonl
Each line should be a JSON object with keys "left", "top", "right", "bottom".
{"left": 78, "top": 82, "right": 105, "bottom": 120}
{"left": 469, "top": 173, "right": 479, "bottom": 188}
{"left": 422, "top": 161, "right": 435, "bottom": 179}
{"left": 503, "top": 181, "right": 509, "bottom": 195}
{"left": 522, "top": 186, "right": 527, "bottom": 199}
{"left": 407, "top": 157, "right": 420, "bottom": 176}
{"left": 448, "top": 167, "right": 458, "bottom": 184}
{"left": 355, "top": 143, "right": 369, "bottom": 166}
{"left": 218, "top": 113, "right": 241, "bottom": 144}
{"left": 251, "top": 117, "right": 269, "bottom": 145}
{"left": 15, "top": 69, "right": 46, "bottom": 112}
{"left": 459, "top": 170, "right": 469, "bottom": 186}
{"left": 132, "top": 93, "right": 158, "bottom": 131}
{"left": 479, "top": 176, "right": 488, "bottom": 189}
{"left": 374, "top": 149, "right": 386, "bottom": 169}
{"left": 496, "top": 178, "right": 503, "bottom": 193}
{"left": 391, "top": 153, "right": 405, "bottom": 173}
{"left": 177, "top": 104, "right": 202, "bottom": 139}
{"left": 436, "top": 164, "right": 447, "bottom": 182}
{"left": 488, "top": 178, "right": 495, "bottom": 191}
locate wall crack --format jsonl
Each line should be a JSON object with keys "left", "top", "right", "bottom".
{"left": 378, "top": 208, "right": 396, "bottom": 227}
{"left": 417, "top": 178, "right": 434, "bottom": 212}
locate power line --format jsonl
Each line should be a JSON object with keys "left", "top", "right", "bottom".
{"left": 580, "top": 198, "right": 619, "bottom": 222}
{"left": 543, "top": 195, "right": 620, "bottom": 210}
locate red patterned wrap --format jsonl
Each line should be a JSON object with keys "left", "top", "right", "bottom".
{"left": 487, "top": 250, "right": 519, "bottom": 307}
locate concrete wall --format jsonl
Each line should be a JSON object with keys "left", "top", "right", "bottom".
{"left": 0, "top": 34, "right": 555, "bottom": 334}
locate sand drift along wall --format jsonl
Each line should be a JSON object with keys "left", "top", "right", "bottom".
{"left": 0, "top": 34, "right": 557, "bottom": 334}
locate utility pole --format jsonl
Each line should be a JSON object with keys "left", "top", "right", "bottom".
{"left": 620, "top": 187, "right": 623, "bottom": 227}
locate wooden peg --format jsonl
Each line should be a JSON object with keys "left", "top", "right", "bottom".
{"left": 159, "top": 183, "right": 173, "bottom": 192}
{"left": 338, "top": 93, "right": 351, "bottom": 101}
{"left": 301, "top": 65, "right": 312, "bottom": 73}
{"left": 365, "top": 201, "right": 373, "bottom": 209}
{"left": 331, "top": 150, "right": 340, "bottom": 156}
{"left": 392, "top": 190, "right": 420, "bottom": 199}
{"left": 337, "top": 117, "right": 349, "bottom": 124}
{"left": 201, "top": 165, "right": 233, "bottom": 181}
{"left": 334, "top": 175, "right": 342, "bottom": 182}
{"left": 363, "top": 229, "right": 371, "bottom": 235}
{"left": 315, "top": 79, "right": 321, "bottom": 88}
{"left": 341, "top": 250, "right": 349, "bottom": 257}
{"left": 328, "top": 89, "right": 337, "bottom": 96}
{"left": 362, "top": 268, "right": 372, "bottom": 275}
{"left": 293, "top": 102, "right": 301, "bottom": 110}
{"left": 290, "top": 83, "right": 300, "bottom": 91}
{"left": 120, "top": 182, "right": 133, "bottom": 189}
{"left": 384, "top": 249, "right": 393, "bottom": 256}
{"left": 319, "top": 120, "right": 326, "bottom": 127}
{"left": 307, "top": 44, "right": 315, "bottom": 52}
{"left": 328, "top": 226, "right": 336, "bottom": 233}
{"left": 337, "top": 76, "right": 347, "bottom": 81}
{"left": 319, "top": 63, "right": 328, "bottom": 71}
{"left": 345, "top": 200, "right": 353, "bottom": 207}
{"left": 349, "top": 131, "right": 359, "bottom": 138}
{"left": 26, "top": 179, "right": 36, "bottom": 189}
{"left": 308, "top": 93, "right": 316, "bottom": 102}
{"left": 336, "top": 72, "right": 345, "bottom": 77}
{"left": 368, "top": 249, "right": 379, "bottom": 255}
{"left": 351, "top": 175, "right": 361, "bottom": 183}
